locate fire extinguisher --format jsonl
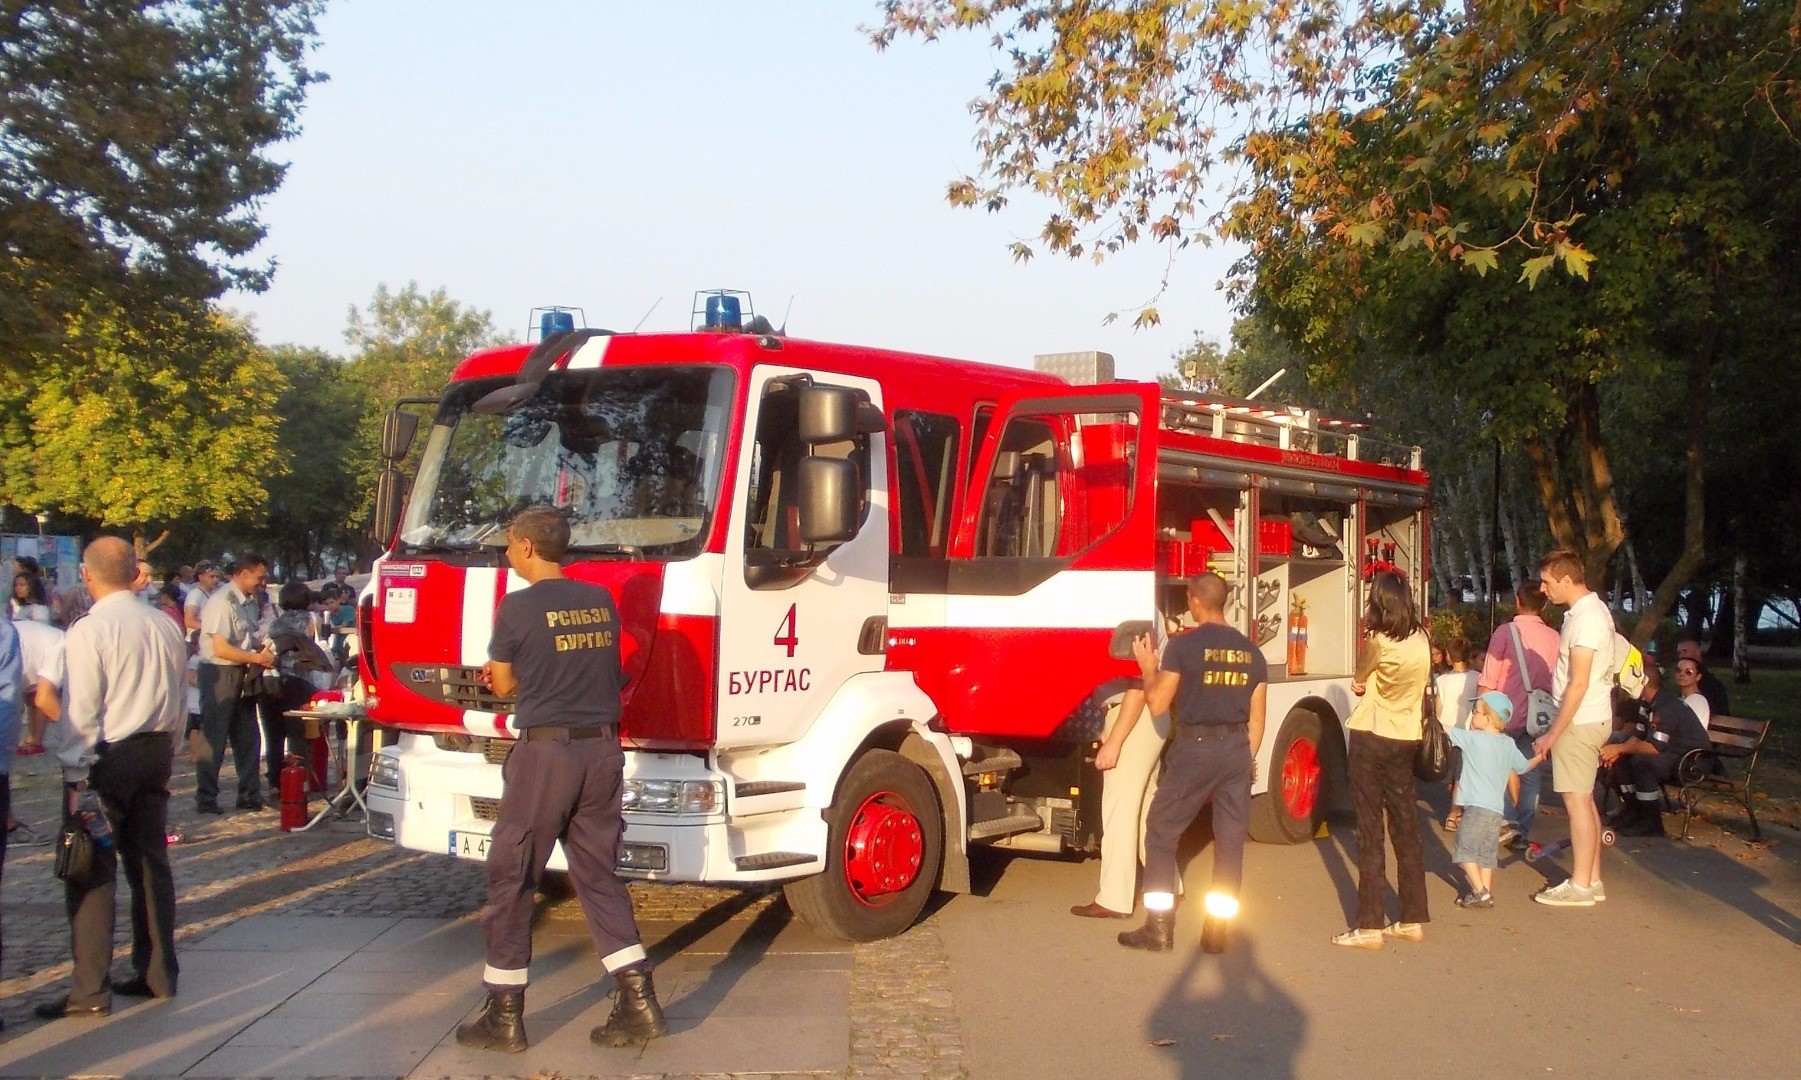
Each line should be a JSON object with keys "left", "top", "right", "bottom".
{"left": 279, "top": 754, "right": 309, "bottom": 832}
{"left": 1288, "top": 598, "right": 1309, "bottom": 676}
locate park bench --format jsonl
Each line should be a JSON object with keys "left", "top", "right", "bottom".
{"left": 1673, "top": 715, "right": 1773, "bottom": 842}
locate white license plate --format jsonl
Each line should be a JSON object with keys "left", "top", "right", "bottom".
{"left": 451, "top": 831, "right": 490, "bottom": 861}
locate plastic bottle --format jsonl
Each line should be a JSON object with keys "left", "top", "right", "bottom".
{"left": 76, "top": 789, "right": 114, "bottom": 851}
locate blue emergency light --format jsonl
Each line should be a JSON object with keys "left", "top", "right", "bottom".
{"left": 540, "top": 310, "right": 577, "bottom": 338}
{"left": 704, "top": 293, "right": 743, "bottom": 330}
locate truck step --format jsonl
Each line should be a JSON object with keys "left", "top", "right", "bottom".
{"left": 968, "top": 812, "right": 1044, "bottom": 841}
{"left": 733, "top": 851, "right": 819, "bottom": 871}
{"left": 961, "top": 749, "right": 1023, "bottom": 777}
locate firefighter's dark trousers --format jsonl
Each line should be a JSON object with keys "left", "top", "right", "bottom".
{"left": 480, "top": 732, "right": 645, "bottom": 989}
{"left": 1141, "top": 726, "right": 1253, "bottom": 900}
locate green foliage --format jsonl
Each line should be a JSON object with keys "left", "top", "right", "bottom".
{"left": 261, "top": 345, "right": 370, "bottom": 574}
{"left": 0, "top": 1, "right": 325, "bottom": 360}
{"left": 0, "top": 299, "right": 284, "bottom": 537}
{"left": 339, "top": 283, "right": 505, "bottom": 520}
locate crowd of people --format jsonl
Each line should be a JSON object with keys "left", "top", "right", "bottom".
{"left": 0, "top": 546, "right": 361, "bottom": 1025}
{"left": 1073, "top": 549, "right": 1733, "bottom": 952}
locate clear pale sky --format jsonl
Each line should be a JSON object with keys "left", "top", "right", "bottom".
{"left": 230, "top": 1, "right": 1241, "bottom": 383}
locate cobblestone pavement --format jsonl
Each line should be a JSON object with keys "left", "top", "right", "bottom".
{"left": 0, "top": 747, "right": 967, "bottom": 1079}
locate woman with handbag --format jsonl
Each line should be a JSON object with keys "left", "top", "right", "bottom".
{"left": 1333, "top": 570, "right": 1434, "bottom": 949}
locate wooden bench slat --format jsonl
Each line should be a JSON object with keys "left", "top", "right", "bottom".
{"left": 1707, "top": 733, "right": 1759, "bottom": 751}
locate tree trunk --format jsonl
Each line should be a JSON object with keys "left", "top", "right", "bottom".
{"left": 1623, "top": 536, "right": 1650, "bottom": 613}
{"left": 1732, "top": 551, "right": 1751, "bottom": 684}
{"left": 1629, "top": 324, "right": 1716, "bottom": 646}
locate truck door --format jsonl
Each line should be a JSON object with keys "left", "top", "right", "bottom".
{"left": 937, "top": 387, "right": 1158, "bottom": 739}
{"left": 716, "top": 366, "right": 889, "bottom": 749}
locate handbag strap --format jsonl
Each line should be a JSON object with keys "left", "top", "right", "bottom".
{"left": 1508, "top": 622, "right": 1536, "bottom": 694}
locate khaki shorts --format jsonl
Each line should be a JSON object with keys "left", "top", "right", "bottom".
{"left": 1551, "top": 721, "right": 1610, "bottom": 794}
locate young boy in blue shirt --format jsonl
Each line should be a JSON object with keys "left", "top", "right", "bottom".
{"left": 1449, "top": 692, "right": 1545, "bottom": 907}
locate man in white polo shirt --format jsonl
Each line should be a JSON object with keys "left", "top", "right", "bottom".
{"left": 1532, "top": 548, "right": 1617, "bottom": 907}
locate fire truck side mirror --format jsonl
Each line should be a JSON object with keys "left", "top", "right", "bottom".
{"left": 373, "top": 465, "right": 407, "bottom": 542}
{"left": 798, "top": 385, "right": 886, "bottom": 443}
{"left": 1107, "top": 620, "right": 1155, "bottom": 661}
{"left": 797, "top": 457, "right": 859, "bottom": 544}
{"left": 380, "top": 410, "right": 421, "bottom": 461}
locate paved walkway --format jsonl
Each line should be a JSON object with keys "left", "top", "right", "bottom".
{"left": 0, "top": 749, "right": 966, "bottom": 1080}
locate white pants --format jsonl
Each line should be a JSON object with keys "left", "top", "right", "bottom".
{"left": 1093, "top": 698, "right": 1170, "bottom": 913}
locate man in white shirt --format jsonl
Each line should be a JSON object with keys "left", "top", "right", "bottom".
{"left": 182, "top": 561, "right": 221, "bottom": 637}
{"left": 37, "top": 537, "right": 186, "bottom": 1018}
{"left": 195, "top": 555, "right": 276, "bottom": 814}
{"left": 1532, "top": 549, "right": 1617, "bottom": 908}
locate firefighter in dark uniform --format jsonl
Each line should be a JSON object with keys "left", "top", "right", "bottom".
{"left": 1598, "top": 664, "right": 1709, "bottom": 838}
{"left": 1119, "top": 572, "right": 1268, "bottom": 951}
{"left": 455, "top": 506, "right": 667, "bottom": 1052}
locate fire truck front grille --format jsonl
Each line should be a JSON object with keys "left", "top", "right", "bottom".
{"left": 391, "top": 663, "right": 513, "bottom": 714}
{"left": 470, "top": 797, "right": 501, "bottom": 822}
{"left": 482, "top": 738, "right": 515, "bottom": 766}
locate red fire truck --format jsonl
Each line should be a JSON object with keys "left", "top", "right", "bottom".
{"left": 359, "top": 300, "right": 1427, "bottom": 941}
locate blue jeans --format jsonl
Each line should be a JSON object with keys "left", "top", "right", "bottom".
{"left": 1504, "top": 730, "right": 1544, "bottom": 838}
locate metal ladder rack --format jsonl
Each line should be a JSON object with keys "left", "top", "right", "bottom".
{"left": 1156, "top": 391, "right": 1422, "bottom": 471}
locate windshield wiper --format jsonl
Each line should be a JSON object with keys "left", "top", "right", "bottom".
{"left": 566, "top": 543, "right": 641, "bottom": 560}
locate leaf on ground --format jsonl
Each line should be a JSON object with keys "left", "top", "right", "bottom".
{"left": 1212, "top": 1033, "right": 1234, "bottom": 1042}
{"left": 1151, "top": 1038, "right": 1177, "bottom": 1047}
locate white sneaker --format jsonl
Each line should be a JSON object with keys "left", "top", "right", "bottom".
{"left": 1591, "top": 879, "right": 1606, "bottom": 902}
{"left": 1534, "top": 879, "right": 1596, "bottom": 907}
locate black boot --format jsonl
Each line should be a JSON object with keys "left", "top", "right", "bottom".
{"left": 591, "top": 966, "right": 668, "bottom": 1047}
{"left": 1616, "top": 798, "right": 1666, "bottom": 837}
{"left": 455, "top": 987, "right": 526, "bottom": 1053}
{"left": 1117, "top": 909, "right": 1175, "bottom": 952}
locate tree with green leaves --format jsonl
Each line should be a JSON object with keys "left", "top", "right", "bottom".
{"left": 0, "top": 299, "right": 284, "bottom": 553}
{"left": 878, "top": 0, "right": 1801, "bottom": 644}
{"left": 0, "top": 0, "right": 324, "bottom": 361}
{"left": 262, "top": 344, "right": 370, "bottom": 576}
{"left": 340, "top": 283, "right": 506, "bottom": 524}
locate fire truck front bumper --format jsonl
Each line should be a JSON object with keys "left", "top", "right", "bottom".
{"left": 365, "top": 738, "right": 828, "bottom": 883}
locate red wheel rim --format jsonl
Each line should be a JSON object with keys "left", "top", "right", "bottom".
{"left": 1282, "top": 737, "right": 1321, "bottom": 820}
{"left": 843, "top": 790, "right": 924, "bottom": 907}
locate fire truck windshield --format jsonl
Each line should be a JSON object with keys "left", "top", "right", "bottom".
{"left": 398, "top": 366, "right": 735, "bottom": 561}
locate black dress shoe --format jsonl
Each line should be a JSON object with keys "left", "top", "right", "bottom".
{"left": 236, "top": 799, "right": 268, "bottom": 812}
{"left": 34, "top": 995, "right": 110, "bottom": 1019}
{"left": 196, "top": 802, "right": 223, "bottom": 815}
{"left": 112, "top": 977, "right": 174, "bottom": 999}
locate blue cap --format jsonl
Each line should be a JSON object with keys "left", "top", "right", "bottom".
{"left": 1476, "top": 691, "right": 1513, "bottom": 725}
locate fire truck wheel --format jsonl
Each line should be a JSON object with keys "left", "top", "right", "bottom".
{"left": 1248, "top": 709, "right": 1326, "bottom": 844}
{"left": 783, "top": 750, "right": 942, "bottom": 942}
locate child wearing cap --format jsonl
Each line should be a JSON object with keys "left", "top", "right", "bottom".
{"left": 1447, "top": 691, "right": 1545, "bottom": 908}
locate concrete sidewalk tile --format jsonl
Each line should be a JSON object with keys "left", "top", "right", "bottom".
{"left": 641, "top": 912, "right": 849, "bottom": 957}
{"left": 663, "top": 967, "right": 849, "bottom": 1020}
{"left": 409, "top": 1007, "right": 649, "bottom": 1078}
{"left": 186, "top": 914, "right": 399, "bottom": 952}
{"left": 187, "top": 1036, "right": 444, "bottom": 1078}
{"left": 0, "top": 949, "right": 349, "bottom": 1078}
{"left": 305, "top": 965, "right": 471, "bottom": 996}
{"left": 632, "top": 1012, "right": 850, "bottom": 1074}
{"left": 361, "top": 915, "right": 481, "bottom": 952}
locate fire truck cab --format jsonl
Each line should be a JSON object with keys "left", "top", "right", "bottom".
{"left": 360, "top": 312, "right": 1427, "bottom": 941}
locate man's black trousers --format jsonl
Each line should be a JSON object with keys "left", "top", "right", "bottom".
{"left": 64, "top": 732, "right": 180, "bottom": 1008}
{"left": 196, "top": 662, "right": 262, "bottom": 808}
{"left": 1141, "top": 727, "right": 1253, "bottom": 900}
{"left": 480, "top": 734, "right": 646, "bottom": 989}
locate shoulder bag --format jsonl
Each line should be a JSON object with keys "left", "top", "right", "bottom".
{"left": 1510, "top": 624, "right": 1557, "bottom": 737}
{"left": 1413, "top": 656, "right": 1451, "bottom": 781}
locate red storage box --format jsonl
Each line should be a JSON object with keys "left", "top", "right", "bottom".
{"left": 1258, "top": 519, "right": 1293, "bottom": 556}
{"left": 1159, "top": 539, "right": 1217, "bottom": 576}
{"left": 1191, "top": 518, "right": 1233, "bottom": 553}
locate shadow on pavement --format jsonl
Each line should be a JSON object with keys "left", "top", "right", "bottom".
{"left": 1633, "top": 838, "right": 1801, "bottom": 945}
{"left": 1146, "top": 935, "right": 1304, "bottom": 1080}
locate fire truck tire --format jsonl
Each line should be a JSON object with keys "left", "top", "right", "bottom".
{"left": 783, "top": 750, "right": 943, "bottom": 942}
{"left": 1248, "top": 709, "right": 1326, "bottom": 844}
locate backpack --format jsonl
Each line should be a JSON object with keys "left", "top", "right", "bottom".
{"left": 1509, "top": 624, "right": 1558, "bottom": 738}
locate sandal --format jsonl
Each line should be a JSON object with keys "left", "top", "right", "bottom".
{"left": 1382, "top": 921, "right": 1425, "bottom": 942}
{"left": 1331, "top": 928, "right": 1385, "bottom": 949}
{"left": 1444, "top": 811, "right": 1462, "bottom": 832}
